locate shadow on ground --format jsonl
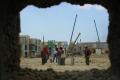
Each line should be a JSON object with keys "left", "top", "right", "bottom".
{"left": 10, "top": 68, "right": 118, "bottom": 80}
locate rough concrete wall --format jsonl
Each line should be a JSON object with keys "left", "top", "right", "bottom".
{"left": 0, "top": 5, "right": 21, "bottom": 80}
{"left": 0, "top": 0, "right": 120, "bottom": 80}
{"left": 24, "top": 0, "right": 110, "bottom": 8}
{"left": 107, "top": 2, "right": 120, "bottom": 75}
{"left": 0, "top": 1, "right": 28, "bottom": 79}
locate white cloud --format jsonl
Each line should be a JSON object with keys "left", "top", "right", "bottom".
{"left": 80, "top": 4, "right": 92, "bottom": 9}
{"left": 94, "top": 5, "right": 106, "bottom": 11}
{"left": 73, "top": 4, "right": 92, "bottom": 10}
{"left": 74, "top": 4, "right": 105, "bottom": 11}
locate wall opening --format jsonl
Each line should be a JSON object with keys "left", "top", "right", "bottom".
{"left": 19, "top": 2, "right": 110, "bottom": 72}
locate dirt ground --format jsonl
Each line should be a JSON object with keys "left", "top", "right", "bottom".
{"left": 20, "top": 54, "right": 110, "bottom": 72}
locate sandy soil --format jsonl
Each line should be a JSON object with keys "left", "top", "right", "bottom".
{"left": 20, "top": 54, "right": 110, "bottom": 72}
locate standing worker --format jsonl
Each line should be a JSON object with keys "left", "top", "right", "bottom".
{"left": 59, "top": 47, "right": 65, "bottom": 65}
{"left": 41, "top": 45, "right": 49, "bottom": 65}
{"left": 53, "top": 48, "right": 58, "bottom": 63}
{"left": 84, "top": 46, "right": 92, "bottom": 65}
{"left": 61, "top": 48, "right": 66, "bottom": 65}
{"left": 57, "top": 47, "right": 61, "bottom": 65}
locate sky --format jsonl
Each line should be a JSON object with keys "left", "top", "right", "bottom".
{"left": 20, "top": 2, "right": 109, "bottom": 43}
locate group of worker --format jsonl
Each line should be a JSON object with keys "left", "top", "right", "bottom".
{"left": 41, "top": 45, "right": 66, "bottom": 65}
{"left": 41, "top": 45, "right": 92, "bottom": 65}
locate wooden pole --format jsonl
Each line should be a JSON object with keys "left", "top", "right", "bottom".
{"left": 71, "top": 32, "right": 81, "bottom": 65}
{"left": 69, "top": 14, "right": 78, "bottom": 44}
{"left": 94, "top": 20, "right": 100, "bottom": 43}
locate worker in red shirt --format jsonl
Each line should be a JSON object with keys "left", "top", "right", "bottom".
{"left": 41, "top": 45, "right": 48, "bottom": 65}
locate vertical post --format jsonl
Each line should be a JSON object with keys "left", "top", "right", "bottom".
{"left": 43, "top": 35, "right": 44, "bottom": 47}
{"left": 79, "top": 39, "right": 82, "bottom": 55}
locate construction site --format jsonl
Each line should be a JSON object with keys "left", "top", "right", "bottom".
{"left": 19, "top": 13, "right": 110, "bottom": 80}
